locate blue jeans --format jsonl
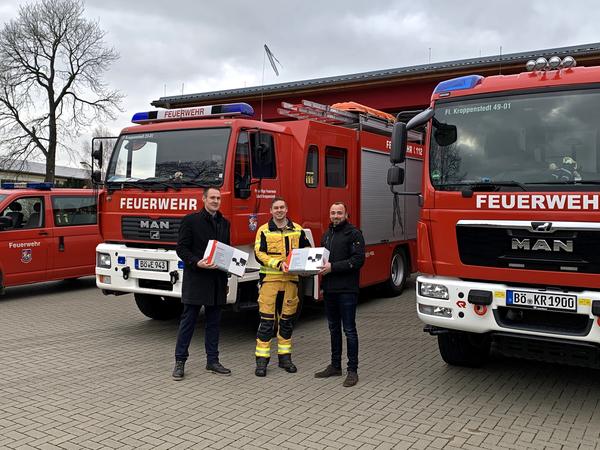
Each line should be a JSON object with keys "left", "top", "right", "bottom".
{"left": 324, "top": 293, "right": 358, "bottom": 372}
{"left": 175, "top": 304, "right": 222, "bottom": 364}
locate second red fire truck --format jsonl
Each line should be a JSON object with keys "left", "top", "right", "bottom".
{"left": 389, "top": 55, "right": 600, "bottom": 368}
{"left": 94, "top": 100, "right": 423, "bottom": 319}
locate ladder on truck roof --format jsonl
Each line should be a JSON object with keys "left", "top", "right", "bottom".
{"left": 278, "top": 100, "right": 396, "bottom": 137}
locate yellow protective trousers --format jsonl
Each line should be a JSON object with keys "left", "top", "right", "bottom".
{"left": 255, "top": 280, "right": 299, "bottom": 358}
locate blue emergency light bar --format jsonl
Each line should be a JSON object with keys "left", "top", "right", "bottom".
{"left": 434, "top": 75, "right": 483, "bottom": 94}
{"left": 132, "top": 102, "right": 255, "bottom": 124}
{"left": 1, "top": 182, "right": 54, "bottom": 190}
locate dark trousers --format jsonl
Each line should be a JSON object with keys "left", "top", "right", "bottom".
{"left": 324, "top": 292, "right": 359, "bottom": 372}
{"left": 175, "top": 304, "right": 222, "bottom": 364}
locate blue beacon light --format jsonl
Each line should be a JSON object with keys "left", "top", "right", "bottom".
{"left": 434, "top": 75, "right": 483, "bottom": 94}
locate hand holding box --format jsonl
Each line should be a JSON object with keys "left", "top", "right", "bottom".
{"left": 203, "top": 240, "right": 249, "bottom": 277}
{"left": 286, "top": 247, "right": 330, "bottom": 275}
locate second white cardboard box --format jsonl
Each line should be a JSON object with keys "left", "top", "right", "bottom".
{"left": 286, "top": 247, "right": 330, "bottom": 276}
{"left": 203, "top": 240, "right": 249, "bottom": 277}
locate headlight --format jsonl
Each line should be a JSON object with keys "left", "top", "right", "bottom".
{"left": 97, "top": 252, "right": 112, "bottom": 268}
{"left": 418, "top": 304, "right": 452, "bottom": 317}
{"left": 419, "top": 282, "right": 449, "bottom": 300}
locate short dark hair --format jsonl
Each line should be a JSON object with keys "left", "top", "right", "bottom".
{"left": 330, "top": 201, "right": 347, "bottom": 213}
{"left": 271, "top": 196, "right": 286, "bottom": 207}
{"left": 203, "top": 186, "right": 221, "bottom": 197}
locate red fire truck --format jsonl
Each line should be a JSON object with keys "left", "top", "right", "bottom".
{"left": 94, "top": 100, "right": 423, "bottom": 319}
{"left": 389, "top": 55, "right": 600, "bottom": 368}
{"left": 0, "top": 183, "right": 100, "bottom": 292}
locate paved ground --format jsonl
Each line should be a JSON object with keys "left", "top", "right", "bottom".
{"left": 1, "top": 277, "right": 600, "bottom": 449}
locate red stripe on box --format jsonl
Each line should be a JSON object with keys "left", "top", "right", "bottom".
{"left": 206, "top": 240, "right": 217, "bottom": 264}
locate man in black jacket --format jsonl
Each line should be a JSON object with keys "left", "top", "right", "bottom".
{"left": 172, "top": 187, "right": 231, "bottom": 380}
{"left": 315, "top": 202, "right": 365, "bottom": 387}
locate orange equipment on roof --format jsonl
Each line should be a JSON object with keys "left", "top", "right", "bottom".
{"left": 331, "top": 102, "right": 396, "bottom": 123}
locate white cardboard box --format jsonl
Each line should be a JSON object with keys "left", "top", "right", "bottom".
{"left": 203, "top": 240, "right": 249, "bottom": 277}
{"left": 286, "top": 247, "right": 329, "bottom": 275}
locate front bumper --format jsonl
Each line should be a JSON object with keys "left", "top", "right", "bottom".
{"left": 95, "top": 243, "right": 260, "bottom": 304}
{"left": 416, "top": 275, "right": 600, "bottom": 343}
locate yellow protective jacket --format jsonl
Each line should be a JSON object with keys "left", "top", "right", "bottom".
{"left": 254, "top": 218, "right": 311, "bottom": 282}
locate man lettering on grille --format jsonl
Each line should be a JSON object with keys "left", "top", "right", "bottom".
{"left": 253, "top": 197, "right": 311, "bottom": 377}
{"left": 172, "top": 187, "right": 231, "bottom": 380}
{"left": 315, "top": 202, "right": 365, "bottom": 387}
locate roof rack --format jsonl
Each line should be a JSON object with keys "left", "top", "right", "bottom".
{"left": 278, "top": 100, "right": 395, "bottom": 136}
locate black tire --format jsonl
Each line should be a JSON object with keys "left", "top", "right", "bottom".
{"left": 134, "top": 293, "right": 183, "bottom": 320}
{"left": 382, "top": 247, "right": 408, "bottom": 296}
{"left": 437, "top": 331, "right": 490, "bottom": 367}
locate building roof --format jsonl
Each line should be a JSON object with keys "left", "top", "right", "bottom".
{"left": 152, "top": 42, "right": 600, "bottom": 108}
{"left": 1, "top": 160, "right": 88, "bottom": 180}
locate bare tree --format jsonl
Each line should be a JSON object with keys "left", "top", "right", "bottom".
{"left": 0, "top": 0, "right": 123, "bottom": 182}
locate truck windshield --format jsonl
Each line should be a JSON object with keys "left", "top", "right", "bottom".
{"left": 106, "top": 127, "right": 231, "bottom": 186}
{"left": 430, "top": 89, "right": 600, "bottom": 191}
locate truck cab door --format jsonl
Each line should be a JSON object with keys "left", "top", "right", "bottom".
{"left": 231, "top": 130, "right": 280, "bottom": 246}
{"left": 0, "top": 195, "right": 50, "bottom": 288}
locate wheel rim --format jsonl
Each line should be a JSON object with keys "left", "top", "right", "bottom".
{"left": 391, "top": 253, "right": 404, "bottom": 286}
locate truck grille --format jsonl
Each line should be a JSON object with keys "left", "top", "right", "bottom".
{"left": 456, "top": 225, "right": 600, "bottom": 274}
{"left": 122, "top": 216, "right": 181, "bottom": 242}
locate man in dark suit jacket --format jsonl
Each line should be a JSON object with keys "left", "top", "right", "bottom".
{"left": 172, "top": 187, "right": 231, "bottom": 380}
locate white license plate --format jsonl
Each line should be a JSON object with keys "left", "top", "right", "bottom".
{"left": 135, "top": 259, "right": 168, "bottom": 272}
{"left": 506, "top": 290, "right": 577, "bottom": 312}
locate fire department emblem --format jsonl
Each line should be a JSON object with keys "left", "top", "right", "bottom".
{"left": 21, "top": 249, "right": 32, "bottom": 264}
{"left": 248, "top": 214, "right": 258, "bottom": 232}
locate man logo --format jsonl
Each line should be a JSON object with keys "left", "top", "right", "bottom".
{"left": 531, "top": 221, "right": 552, "bottom": 233}
{"left": 512, "top": 238, "right": 573, "bottom": 252}
{"left": 150, "top": 231, "right": 160, "bottom": 240}
{"left": 140, "top": 220, "right": 170, "bottom": 230}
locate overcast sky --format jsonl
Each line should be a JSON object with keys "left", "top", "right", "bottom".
{"left": 1, "top": 0, "right": 599, "bottom": 165}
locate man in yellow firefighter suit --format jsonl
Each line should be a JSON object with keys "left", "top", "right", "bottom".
{"left": 254, "top": 196, "right": 311, "bottom": 377}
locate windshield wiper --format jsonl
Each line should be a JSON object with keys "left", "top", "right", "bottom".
{"left": 174, "top": 175, "right": 220, "bottom": 188}
{"left": 526, "top": 180, "right": 600, "bottom": 185}
{"left": 437, "top": 180, "right": 528, "bottom": 194}
{"left": 106, "top": 180, "right": 153, "bottom": 191}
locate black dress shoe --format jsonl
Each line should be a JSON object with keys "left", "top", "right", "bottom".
{"left": 206, "top": 362, "right": 231, "bottom": 375}
{"left": 172, "top": 360, "right": 185, "bottom": 380}
{"left": 343, "top": 371, "right": 359, "bottom": 387}
{"left": 314, "top": 365, "right": 342, "bottom": 378}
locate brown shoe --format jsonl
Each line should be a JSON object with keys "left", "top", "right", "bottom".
{"left": 343, "top": 371, "right": 359, "bottom": 387}
{"left": 314, "top": 365, "right": 342, "bottom": 378}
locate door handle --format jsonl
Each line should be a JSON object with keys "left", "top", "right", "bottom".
{"left": 38, "top": 231, "right": 49, "bottom": 236}
{"left": 58, "top": 235, "right": 64, "bottom": 252}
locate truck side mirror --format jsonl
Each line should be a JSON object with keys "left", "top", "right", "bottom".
{"left": 92, "top": 170, "right": 102, "bottom": 183}
{"left": 92, "top": 142, "right": 103, "bottom": 168}
{"left": 390, "top": 122, "right": 407, "bottom": 164}
{"left": 387, "top": 166, "right": 405, "bottom": 186}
